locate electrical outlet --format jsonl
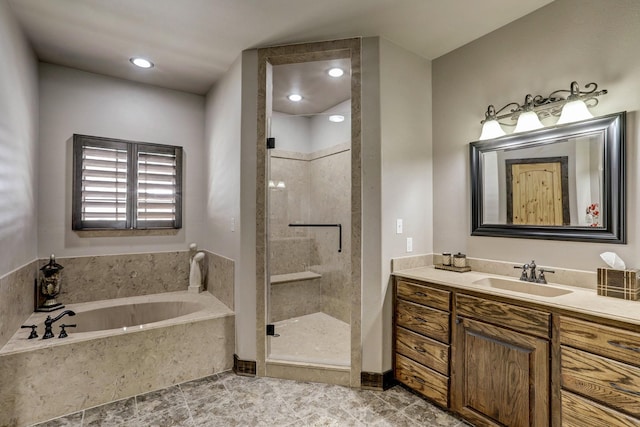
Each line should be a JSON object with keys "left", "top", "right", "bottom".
{"left": 396, "top": 219, "right": 403, "bottom": 234}
{"left": 406, "top": 237, "right": 413, "bottom": 252}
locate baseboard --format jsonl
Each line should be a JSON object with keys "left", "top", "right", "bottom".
{"left": 233, "top": 354, "right": 256, "bottom": 376}
{"left": 360, "top": 370, "right": 395, "bottom": 390}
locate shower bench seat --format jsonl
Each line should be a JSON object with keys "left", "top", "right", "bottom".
{"left": 271, "top": 271, "right": 322, "bottom": 284}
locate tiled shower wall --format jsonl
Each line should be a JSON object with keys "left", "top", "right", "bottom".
{"left": 269, "top": 144, "right": 351, "bottom": 323}
{"left": 0, "top": 262, "right": 36, "bottom": 350}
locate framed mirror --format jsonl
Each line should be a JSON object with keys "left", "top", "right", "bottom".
{"left": 470, "top": 111, "right": 626, "bottom": 243}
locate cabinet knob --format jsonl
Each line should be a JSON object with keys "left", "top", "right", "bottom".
{"left": 414, "top": 291, "right": 427, "bottom": 297}
{"left": 455, "top": 317, "right": 462, "bottom": 324}
{"left": 414, "top": 317, "right": 428, "bottom": 323}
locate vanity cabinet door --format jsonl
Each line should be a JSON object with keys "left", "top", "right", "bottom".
{"left": 452, "top": 316, "right": 550, "bottom": 427}
{"left": 559, "top": 315, "right": 640, "bottom": 424}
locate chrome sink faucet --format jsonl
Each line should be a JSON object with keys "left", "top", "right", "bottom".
{"left": 514, "top": 260, "right": 555, "bottom": 284}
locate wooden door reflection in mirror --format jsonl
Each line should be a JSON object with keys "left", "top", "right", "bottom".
{"left": 506, "top": 157, "right": 569, "bottom": 226}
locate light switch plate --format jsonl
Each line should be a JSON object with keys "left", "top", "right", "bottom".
{"left": 406, "top": 237, "right": 413, "bottom": 252}
{"left": 396, "top": 219, "right": 403, "bottom": 234}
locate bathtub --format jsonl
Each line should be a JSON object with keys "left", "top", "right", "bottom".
{"left": 0, "top": 291, "right": 235, "bottom": 427}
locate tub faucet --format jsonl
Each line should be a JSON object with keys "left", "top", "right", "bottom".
{"left": 43, "top": 310, "right": 76, "bottom": 339}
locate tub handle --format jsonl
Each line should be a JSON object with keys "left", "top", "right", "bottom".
{"left": 59, "top": 324, "right": 77, "bottom": 339}
{"left": 21, "top": 324, "right": 38, "bottom": 339}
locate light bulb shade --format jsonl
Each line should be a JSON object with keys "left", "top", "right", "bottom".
{"left": 557, "top": 100, "right": 593, "bottom": 124}
{"left": 514, "top": 111, "right": 544, "bottom": 133}
{"left": 479, "top": 120, "right": 506, "bottom": 140}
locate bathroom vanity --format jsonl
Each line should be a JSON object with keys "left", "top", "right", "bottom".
{"left": 392, "top": 267, "right": 640, "bottom": 427}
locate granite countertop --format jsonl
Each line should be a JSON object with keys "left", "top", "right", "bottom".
{"left": 393, "top": 266, "right": 640, "bottom": 326}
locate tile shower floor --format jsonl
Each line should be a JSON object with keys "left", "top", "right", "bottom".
{"left": 33, "top": 371, "right": 472, "bottom": 427}
{"left": 269, "top": 312, "right": 350, "bottom": 366}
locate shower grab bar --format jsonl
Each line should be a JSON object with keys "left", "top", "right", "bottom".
{"left": 288, "top": 223, "right": 342, "bottom": 253}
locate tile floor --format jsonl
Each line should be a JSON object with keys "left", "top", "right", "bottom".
{"left": 33, "top": 371, "right": 472, "bottom": 427}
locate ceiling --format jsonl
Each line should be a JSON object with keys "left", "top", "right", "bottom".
{"left": 7, "top": 0, "right": 554, "bottom": 95}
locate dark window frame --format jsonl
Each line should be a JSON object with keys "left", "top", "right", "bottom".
{"left": 72, "top": 134, "right": 183, "bottom": 231}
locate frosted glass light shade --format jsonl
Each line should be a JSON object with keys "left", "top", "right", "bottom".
{"left": 479, "top": 120, "right": 506, "bottom": 140}
{"left": 514, "top": 111, "right": 544, "bottom": 133}
{"left": 557, "top": 100, "right": 593, "bottom": 124}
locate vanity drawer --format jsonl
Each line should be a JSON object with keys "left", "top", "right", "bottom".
{"left": 455, "top": 293, "right": 550, "bottom": 338}
{"left": 396, "top": 299, "right": 450, "bottom": 343}
{"left": 396, "top": 326, "right": 449, "bottom": 375}
{"left": 561, "top": 346, "right": 640, "bottom": 417}
{"left": 396, "top": 280, "right": 450, "bottom": 311}
{"left": 560, "top": 316, "right": 640, "bottom": 366}
{"left": 395, "top": 353, "right": 449, "bottom": 407}
{"left": 562, "top": 390, "right": 640, "bottom": 427}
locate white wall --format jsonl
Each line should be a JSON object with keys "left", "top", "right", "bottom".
{"left": 37, "top": 64, "right": 206, "bottom": 257}
{"left": 310, "top": 100, "right": 351, "bottom": 152}
{"left": 270, "top": 112, "right": 311, "bottom": 152}
{"left": 361, "top": 37, "right": 433, "bottom": 373}
{"left": 0, "top": 0, "right": 38, "bottom": 276}
{"left": 237, "top": 49, "right": 259, "bottom": 360}
{"left": 432, "top": 0, "right": 640, "bottom": 271}
{"left": 205, "top": 55, "right": 242, "bottom": 261}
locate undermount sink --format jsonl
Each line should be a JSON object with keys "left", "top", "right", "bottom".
{"left": 472, "top": 277, "right": 573, "bottom": 297}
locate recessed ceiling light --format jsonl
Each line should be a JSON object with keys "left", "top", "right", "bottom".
{"left": 328, "top": 68, "right": 344, "bottom": 78}
{"left": 329, "top": 115, "right": 345, "bottom": 123}
{"left": 130, "top": 57, "right": 154, "bottom": 69}
{"left": 288, "top": 94, "right": 303, "bottom": 102}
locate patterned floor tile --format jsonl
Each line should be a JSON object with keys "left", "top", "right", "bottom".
{"left": 36, "top": 372, "right": 475, "bottom": 427}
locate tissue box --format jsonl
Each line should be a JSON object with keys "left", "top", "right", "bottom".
{"left": 597, "top": 268, "right": 640, "bottom": 301}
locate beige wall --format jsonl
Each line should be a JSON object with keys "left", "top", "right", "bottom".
{"left": 0, "top": 0, "right": 38, "bottom": 276}
{"left": 361, "top": 37, "right": 433, "bottom": 373}
{"left": 37, "top": 64, "right": 206, "bottom": 258}
{"left": 432, "top": 0, "right": 640, "bottom": 271}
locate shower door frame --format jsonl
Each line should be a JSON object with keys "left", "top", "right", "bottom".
{"left": 256, "top": 38, "right": 362, "bottom": 387}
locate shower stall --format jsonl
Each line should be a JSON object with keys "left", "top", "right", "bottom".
{"left": 266, "top": 57, "right": 352, "bottom": 368}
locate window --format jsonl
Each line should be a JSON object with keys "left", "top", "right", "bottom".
{"left": 72, "top": 134, "right": 182, "bottom": 230}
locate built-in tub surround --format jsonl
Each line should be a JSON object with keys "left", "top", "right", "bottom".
{"left": 0, "top": 261, "right": 36, "bottom": 350}
{"left": 44, "top": 250, "right": 234, "bottom": 309}
{"left": 0, "top": 291, "right": 235, "bottom": 427}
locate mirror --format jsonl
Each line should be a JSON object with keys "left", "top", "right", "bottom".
{"left": 470, "top": 112, "right": 625, "bottom": 243}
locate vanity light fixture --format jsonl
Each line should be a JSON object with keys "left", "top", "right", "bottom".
{"left": 288, "top": 94, "right": 303, "bottom": 102}
{"left": 557, "top": 81, "right": 593, "bottom": 124}
{"left": 276, "top": 181, "right": 286, "bottom": 188}
{"left": 329, "top": 114, "right": 345, "bottom": 123}
{"left": 328, "top": 68, "right": 344, "bottom": 77}
{"left": 479, "top": 106, "right": 506, "bottom": 140}
{"left": 478, "top": 81, "right": 607, "bottom": 139}
{"left": 129, "top": 57, "right": 154, "bottom": 69}
{"left": 513, "top": 95, "right": 544, "bottom": 133}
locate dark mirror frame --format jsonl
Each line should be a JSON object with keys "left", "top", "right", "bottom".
{"left": 470, "top": 111, "right": 626, "bottom": 243}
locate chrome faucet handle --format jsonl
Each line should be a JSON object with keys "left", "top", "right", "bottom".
{"left": 537, "top": 268, "right": 555, "bottom": 284}
{"left": 514, "top": 264, "right": 529, "bottom": 281}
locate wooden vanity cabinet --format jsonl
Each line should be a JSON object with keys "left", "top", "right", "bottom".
{"left": 393, "top": 280, "right": 451, "bottom": 407}
{"left": 559, "top": 316, "right": 640, "bottom": 426}
{"left": 452, "top": 293, "right": 551, "bottom": 427}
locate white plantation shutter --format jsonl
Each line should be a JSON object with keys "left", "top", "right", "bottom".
{"left": 136, "top": 148, "right": 179, "bottom": 227}
{"left": 81, "top": 145, "right": 128, "bottom": 223}
{"left": 73, "top": 135, "right": 182, "bottom": 230}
